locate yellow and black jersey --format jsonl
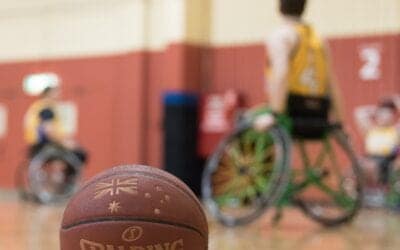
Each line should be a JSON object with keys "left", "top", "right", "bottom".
{"left": 366, "top": 126, "right": 400, "bottom": 157}
{"left": 24, "top": 100, "right": 65, "bottom": 145}
{"left": 288, "top": 24, "right": 329, "bottom": 97}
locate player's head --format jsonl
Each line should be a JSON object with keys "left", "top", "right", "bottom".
{"left": 375, "top": 98, "right": 397, "bottom": 126}
{"left": 41, "top": 86, "right": 60, "bottom": 100}
{"left": 279, "top": 0, "right": 307, "bottom": 18}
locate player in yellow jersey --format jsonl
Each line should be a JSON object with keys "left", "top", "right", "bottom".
{"left": 355, "top": 96, "right": 400, "bottom": 185}
{"left": 255, "top": 0, "right": 343, "bottom": 134}
{"left": 24, "top": 86, "right": 87, "bottom": 166}
{"left": 23, "top": 86, "right": 88, "bottom": 200}
{"left": 24, "top": 86, "right": 66, "bottom": 155}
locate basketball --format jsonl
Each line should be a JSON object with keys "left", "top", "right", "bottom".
{"left": 60, "top": 165, "right": 208, "bottom": 250}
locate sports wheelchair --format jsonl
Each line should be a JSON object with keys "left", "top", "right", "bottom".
{"left": 15, "top": 144, "right": 85, "bottom": 204}
{"left": 202, "top": 96, "right": 363, "bottom": 227}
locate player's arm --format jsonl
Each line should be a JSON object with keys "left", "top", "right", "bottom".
{"left": 266, "top": 29, "right": 297, "bottom": 113}
{"left": 354, "top": 105, "right": 375, "bottom": 135}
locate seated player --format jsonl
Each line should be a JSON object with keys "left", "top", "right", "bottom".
{"left": 255, "top": 0, "right": 343, "bottom": 135}
{"left": 355, "top": 96, "right": 400, "bottom": 185}
{"left": 24, "top": 86, "right": 87, "bottom": 181}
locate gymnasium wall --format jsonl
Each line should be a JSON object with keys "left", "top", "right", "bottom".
{"left": 0, "top": 0, "right": 189, "bottom": 187}
{"left": 0, "top": 0, "right": 399, "bottom": 188}
{"left": 210, "top": 0, "right": 400, "bottom": 45}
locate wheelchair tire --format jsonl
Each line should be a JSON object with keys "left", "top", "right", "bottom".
{"left": 386, "top": 161, "right": 400, "bottom": 210}
{"left": 296, "top": 128, "right": 363, "bottom": 227}
{"left": 15, "top": 161, "right": 35, "bottom": 201}
{"left": 28, "top": 145, "right": 82, "bottom": 204}
{"left": 202, "top": 122, "right": 291, "bottom": 227}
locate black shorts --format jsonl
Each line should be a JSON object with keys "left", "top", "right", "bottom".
{"left": 287, "top": 94, "right": 331, "bottom": 139}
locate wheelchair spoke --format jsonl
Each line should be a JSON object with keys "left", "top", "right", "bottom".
{"left": 213, "top": 177, "right": 246, "bottom": 198}
{"left": 214, "top": 176, "right": 259, "bottom": 205}
{"left": 254, "top": 175, "right": 270, "bottom": 191}
{"left": 203, "top": 124, "right": 290, "bottom": 226}
{"left": 224, "top": 141, "right": 243, "bottom": 168}
{"left": 254, "top": 134, "right": 273, "bottom": 158}
{"left": 211, "top": 162, "right": 234, "bottom": 185}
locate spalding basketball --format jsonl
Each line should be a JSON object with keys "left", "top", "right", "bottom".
{"left": 60, "top": 165, "right": 208, "bottom": 250}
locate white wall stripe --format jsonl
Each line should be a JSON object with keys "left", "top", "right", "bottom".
{"left": 0, "top": 0, "right": 186, "bottom": 62}
{"left": 210, "top": 0, "right": 400, "bottom": 46}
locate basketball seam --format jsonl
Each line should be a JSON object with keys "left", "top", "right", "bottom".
{"left": 61, "top": 217, "right": 207, "bottom": 240}
{"left": 66, "top": 169, "right": 208, "bottom": 232}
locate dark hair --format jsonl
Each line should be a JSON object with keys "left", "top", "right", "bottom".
{"left": 40, "top": 86, "right": 57, "bottom": 98}
{"left": 280, "top": 0, "right": 307, "bottom": 17}
{"left": 378, "top": 98, "right": 397, "bottom": 113}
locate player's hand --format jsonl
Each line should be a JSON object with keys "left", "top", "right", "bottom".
{"left": 253, "top": 113, "right": 275, "bottom": 132}
{"left": 392, "top": 95, "right": 400, "bottom": 110}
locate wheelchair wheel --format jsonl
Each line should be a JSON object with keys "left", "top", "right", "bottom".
{"left": 386, "top": 161, "right": 400, "bottom": 210}
{"left": 15, "top": 161, "right": 35, "bottom": 201}
{"left": 202, "top": 122, "right": 291, "bottom": 227}
{"left": 296, "top": 128, "right": 363, "bottom": 227}
{"left": 28, "top": 146, "right": 82, "bottom": 204}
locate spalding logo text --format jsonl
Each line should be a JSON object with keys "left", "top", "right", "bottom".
{"left": 80, "top": 226, "right": 184, "bottom": 250}
{"left": 80, "top": 238, "right": 184, "bottom": 250}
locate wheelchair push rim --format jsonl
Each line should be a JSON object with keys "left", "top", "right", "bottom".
{"left": 27, "top": 146, "right": 82, "bottom": 204}
{"left": 15, "top": 161, "right": 35, "bottom": 201}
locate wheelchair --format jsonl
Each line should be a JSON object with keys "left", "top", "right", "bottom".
{"left": 202, "top": 96, "right": 363, "bottom": 227}
{"left": 361, "top": 151, "right": 400, "bottom": 209}
{"left": 15, "top": 144, "right": 85, "bottom": 204}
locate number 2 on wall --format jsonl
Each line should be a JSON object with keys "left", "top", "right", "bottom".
{"left": 358, "top": 46, "right": 382, "bottom": 81}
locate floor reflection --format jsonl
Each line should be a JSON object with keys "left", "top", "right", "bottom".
{"left": 1, "top": 193, "right": 400, "bottom": 250}
{"left": 208, "top": 208, "right": 400, "bottom": 250}
{"left": 0, "top": 196, "right": 64, "bottom": 250}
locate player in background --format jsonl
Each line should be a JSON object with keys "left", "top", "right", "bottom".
{"left": 355, "top": 96, "right": 400, "bottom": 187}
{"left": 25, "top": 86, "right": 66, "bottom": 156}
{"left": 255, "top": 0, "right": 344, "bottom": 132}
{"left": 24, "top": 86, "right": 87, "bottom": 182}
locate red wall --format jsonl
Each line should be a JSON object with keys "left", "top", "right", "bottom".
{"left": 329, "top": 34, "right": 400, "bottom": 151}
{"left": 0, "top": 34, "right": 399, "bottom": 188}
{"left": 0, "top": 44, "right": 205, "bottom": 188}
{"left": 0, "top": 53, "right": 147, "bottom": 187}
{"left": 145, "top": 44, "right": 205, "bottom": 167}
{"left": 204, "top": 44, "right": 266, "bottom": 106}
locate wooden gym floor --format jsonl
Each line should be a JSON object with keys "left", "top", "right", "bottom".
{"left": 1, "top": 191, "right": 400, "bottom": 250}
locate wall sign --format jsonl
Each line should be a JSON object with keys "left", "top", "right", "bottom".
{"left": 58, "top": 101, "right": 78, "bottom": 137}
{"left": 0, "top": 104, "right": 7, "bottom": 139}
{"left": 358, "top": 44, "right": 382, "bottom": 81}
